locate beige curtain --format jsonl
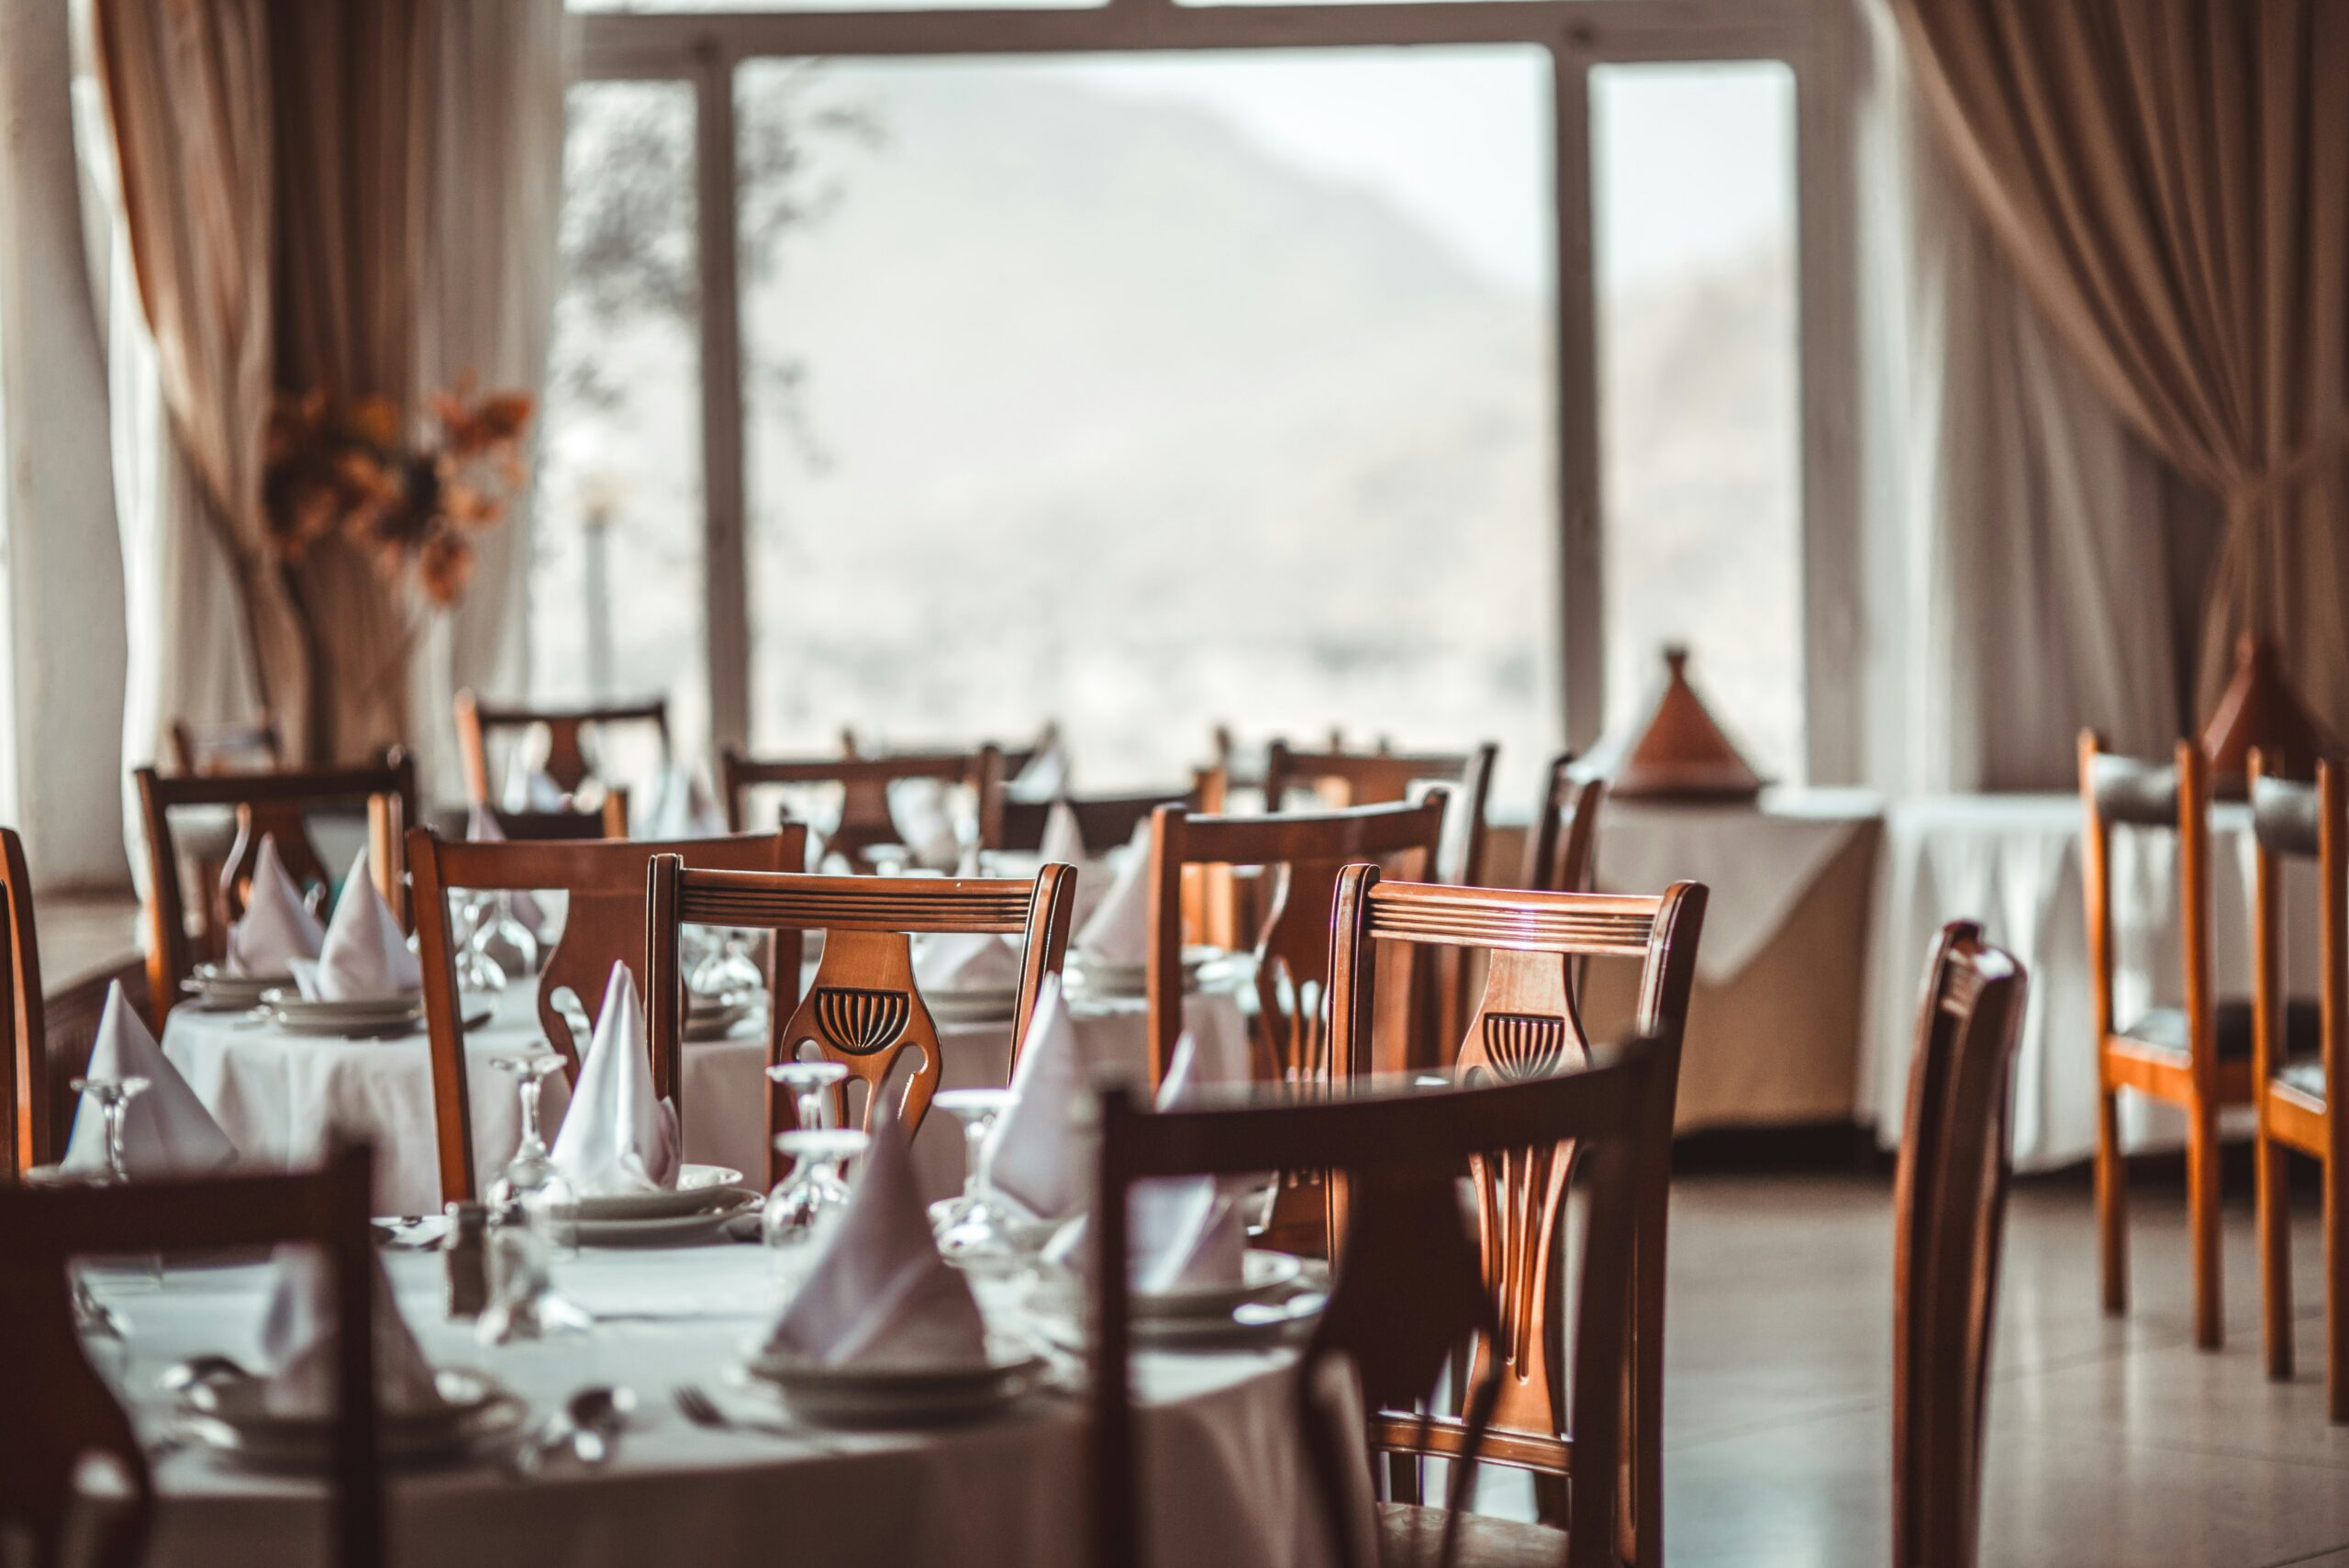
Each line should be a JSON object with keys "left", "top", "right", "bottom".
{"left": 89, "top": 0, "right": 310, "bottom": 757}
{"left": 1891, "top": 0, "right": 2349, "bottom": 732}
{"left": 269, "top": 0, "right": 439, "bottom": 764}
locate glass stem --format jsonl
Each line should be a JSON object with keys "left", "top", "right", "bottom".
{"left": 518, "top": 1075, "right": 545, "bottom": 1151}
{"left": 105, "top": 1098, "right": 130, "bottom": 1185}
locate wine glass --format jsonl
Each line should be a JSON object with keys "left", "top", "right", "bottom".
{"left": 689, "top": 928, "right": 765, "bottom": 1004}
{"left": 477, "top": 1193, "right": 594, "bottom": 1345}
{"left": 470, "top": 895, "right": 540, "bottom": 982}
{"left": 928, "top": 1087, "right": 1014, "bottom": 1236}
{"left": 70, "top": 1076, "right": 151, "bottom": 1187}
{"left": 488, "top": 1054, "right": 576, "bottom": 1258}
{"left": 452, "top": 892, "right": 508, "bottom": 994}
{"left": 763, "top": 1128, "right": 869, "bottom": 1261}
{"left": 765, "top": 1060, "right": 850, "bottom": 1133}
{"left": 931, "top": 1089, "right": 1027, "bottom": 1274}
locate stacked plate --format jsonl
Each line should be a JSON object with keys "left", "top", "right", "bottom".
{"left": 1069, "top": 944, "right": 1224, "bottom": 1001}
{"left": 263, "top": 991, "right": 425, "bottom": 1038}
{"left": 740, "top": 1331, "right": 1048, "bottom": 1427}
{"left": 1031, "top": 1250, "right": 1321, "bottom": 1349}
{"left": 925, "top": 983, "right": 1020, "bottom": 1025}
{"left": 566, "top": 1164, "right": 759, "bottom": 1247}
{"left": 184, "top": 963, "right": 290, "bottom": 1011}
{"left": 180, "top": 1368, "right": 528, "bottom": 1468}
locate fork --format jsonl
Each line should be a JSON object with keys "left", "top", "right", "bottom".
{"left": 671, "top": 1384, "right": 800, "bottom": 1440}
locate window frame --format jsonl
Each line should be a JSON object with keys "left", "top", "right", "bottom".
{"left": 568, "top": 0, "right": 1861, "bottom": 782}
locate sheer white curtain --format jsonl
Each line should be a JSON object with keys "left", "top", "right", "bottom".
{"left": 1860, "top": 1, "right": 2180, "bottom": 794}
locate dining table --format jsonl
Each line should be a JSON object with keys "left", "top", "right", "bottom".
{"left": 81, "top": 1236, "right": 1353, "bottom": 1568}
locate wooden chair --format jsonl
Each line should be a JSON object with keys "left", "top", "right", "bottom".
{"left": 1522, "top": 753, "right": 1607, "bottom": 895}
{"left": 408, "top": 825, "right": 807, "bottom": 1202}
{"left": 1090, "top": 1040, "right": 1673, "bottom": 1568}
{"left": 453, "top": 690, "right": 668, "bottom": 807}
{"left": 135, "top": 756, "right": 419, "bottom": 1027}
{"left": 484, "top": 800, "right": 630, "bottom": 841}
{"left": 2249, "top": 752, "right": 2349, "bottom": 1418}
{"left": 1144, "top": 798, "right": 1448, "bottom": 1094}
{"left": 0, "top": 828, "right": 45, "bottom": 1175}
{"left": 0, "top": 1143, "right": 382, "bottom": 1568}
{"left": 1891, "top": 921, "right": 2028, "bottom": 1568}
{"left": 718, "top": 745, "right": 1005, "bottom": 869}
{"left": 169, "top": 713, "right": 284, "bottom": 773}
{"left": 846, "top": 723, "right": 1055, "bottom": 783}
{"left": 1264, "top": 740, "right": 1498, "bottom": 887}
{"left": 2079, "top": 730, "right": 2273, "bottom": 1348}
{"left": 985, "top": 786, "right": 1196, "bottom": 855}
{"left": 645, "top": 859, "right": 1074, "bottom": 1181}
{"left": 1327, "top": 868, "right": 1706, "bottom": 1568}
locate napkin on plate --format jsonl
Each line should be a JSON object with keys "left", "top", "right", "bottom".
{"left": 550, "top": 963, "right": 680, "bottom": 1195}
{"left": 886, "top": 777, "right": 962, "bottom": 871}
{"left": 1036, "top": 800, "right": 1085, "bottom": 868}
{"left": 227, "top": 834, "right": 326, "bottom": 977}
{"left": 259, "top": 1243, "right": 446, "bottom": 1416}
{"left": 981, "top": 973, "right": 1085, "bottom": 1223}
{"left": 1075, "top": 822, "right": 1152, "bottom": 968}
{"left": 913, "top": 931, "right": 1021, "bottom": 995}
{"left": 61, "top": 981, "right": 238, "bottom": 1177}
{"left": 464, "top": 806, "right": 547, "bottom": 934}
{"left": 763, "top": 1097, "right": 988, "bottom": 1368}
{"left": 502, "top": 751, "right": 567, "bottom": 813}
{"left": 1007, "top": 740, "right": 1069, "bottom": 804}
{"left": 291, "top": 851, "right": 421, "bottom": 1002}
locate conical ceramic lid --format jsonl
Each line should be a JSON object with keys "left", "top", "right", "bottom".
{"left": 1606, "top": 646, "right": 1765, "bottom": 802}
{"left": 2200, "top": 635, "right": 2340, "bottom": 799}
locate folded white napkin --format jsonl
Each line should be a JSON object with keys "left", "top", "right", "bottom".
{"left": 1075, "top": 823, "right": 1153, "bottom": 967}
{"left": 637, "top": 764, "right": 728, "bottom": 840}
{"left": 886, "top": 777, "right": 962, "bottom": 871}
{"left": 61, "top": 981, "right": 237, "bottom": 1177}
{"left": 1008, "top": 741, "right": 1069, "bottom": 804}
{"left": 464, "top": 806, "right": 547, "bottom": 934}
{"left": 981, "top": 973, "right": 1085, "bottom": 1223}
{"left": 259, "top": 1243, "right": 446, "bottom": 1416}
{"left": 913, "top": 931, "right": 1022, "bottom": 994}
{"left": 227, "top": 834, "right": 325, "bottom": 977}
{"left": 550, "top": 963, "right": 680, "bottom": 1195}
{"left": 763, "top": 1098, "right": 988, "bottom": 1367}
{"left": 291, "top": 851, "right": 421, "bottom": 1002}
{"left": 1036, "top": 800, "right": 1085, "bottom": 867}
{"left": 502, "top": 751, "right": 567, "bottom": 813}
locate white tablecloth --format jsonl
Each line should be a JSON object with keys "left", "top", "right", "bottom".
{"left": 164, "top": 982, "right": 1252, "bottom": 1217}
{"left": 87, "top": 1242, "right": 1349, "bottom": 1568}
{"left": 1594, "top": 788, "right": 1881, "bottom": 984}
{"left": 1857, "top": 795, "right": 2321, "bottom": 1172}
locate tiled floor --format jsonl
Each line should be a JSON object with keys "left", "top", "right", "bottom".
{"left": 1663, "top": 1169, "right": 2349, "bottom": 1568}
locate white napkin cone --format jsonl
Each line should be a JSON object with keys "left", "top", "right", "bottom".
{"left": 61, "top": 982, "right": 237, "bottom": 1177}
{"left": 913, "top": 931, "right": 1022, "bottom": 995}
{"left": 1075, "top": 823, "right": 1153, "bottom": 968}
{"left": 550, "top": 963, "right": 681, "bottom": 1195}
{"left": 638, "top": 764, "right": 728, "bottom": 840}
{"left": 1036, "top": 800, "right": 1085, "bottom": 867}
{"left": 291, "top": 851, "right": 421, "bottom": 1002}
{"left": 464, "top": 806, "right": 547, "bottom": 935}
{"left": 259, "top": 1244, "right": 446, "bottom": 1417}
{"left": 502, "top": 751, "right": 566, "bottom": 812}
{"left": 981, "top": 973, "right": 1085, "bottom": 1223}
{"left": 227, "top": 834, "right": 325, "bottom": 977}
{"left": 886, "top": 777, "right": 962, "bottom": 871}
{"left": 1008, "top": 740, "right": 1069, "bottom": 803}
{"left": 763, "top": 1098, "right": 988, "bottom": 1368}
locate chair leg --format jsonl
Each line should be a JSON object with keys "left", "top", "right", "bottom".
{"left": 2259, "top": 1129, "right": 2295, "bottom": 1381}
{"left": 2188, "top": 1103, "right": 2223, "bottom": 1351}
{"left": 2328, "top": 1144, "right": 2347, "bottom": 1423}
{"left": 2097, "top": 1087, "right": 2128, "bottom": 1316}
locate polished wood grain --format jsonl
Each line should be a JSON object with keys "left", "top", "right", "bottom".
{"left": 169, "top": 713, "right": 284, "bottom": 774}
{"left": 985, "top": 786, "right": 1196, "bottom": 855}
{"left": 0, "top": 1144, "right": 381, "bottom": 1568}
{"left": 2248, "top": 751, "right": 2349, "bottom": 1419}
{"left": 407, "top": 826, "right": 807, "bottom": 1201}
{"left": 2080, "top": 729, "right": 2251, "bottom": 1349}
{"left": 718, "top": 745, "right": 1004, "bottom": 869}
{"left": 485, "top": 797, "right": 631, "bottom": 841}
{"left": 1892, "top": 921, "right": 2028, "bottom": 1568}
{"left": 134, "top": 755, "right": 418, "bottom": 1026}
{"left": 1329, "top": 869, "right": 1706, "bottom": 1568}
{"left": 1522, "top": 753, "right": 1607, "bottom": 895}
{"left": 644, "top": 859, "right": 1073, "bottom": 1181}
{"left": 1090, "top": 1041, "right": 1672, "bottom": 1568}
{"left": 453, "top": 690, "right": 669, "bottom": 806}
{"left": 0, "top": 830, "right": 44, "bottom": 1174}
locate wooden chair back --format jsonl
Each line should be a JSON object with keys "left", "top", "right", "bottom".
{"left": 1524, "top": 753, "right": 1608, "bottom": 894}
{"left": 1090, "top": 1042, "right": 1671, "bottom": 1568}
{"left": 0, "top": 1144, "right": 382, "bottom": 1568}
{"left": 1328, "top": 868, "right": 1705, "bottom": 1567}
{"left": 1264, "top": 740, "right": 1498, "bottom": 886}
{"left": 985, "top": 787, "right": 1196, "bottom": 855}
{"left": 718, "top": 745, "right": 1004, "bottom": 869}
{"left": 1144, "top": 797, "right": 1446, "bottom": 1092}
{"left": 645, "top": 859, "right": 1074, "bottom": 1175}
{"left": 1892, "top": 921, "right": 2028, "bottom": 1568}
{"left": 845, "top": 725, "right": 1054, "bottom": 782}
{"left": 453, "top": 690, "right": 669, "bottom": 806}
{"left": 0, "top": 829, "right": 44, "bottom": 1174}
{"left": 169, "top": 714, "right": 284, "bottom": 774}
{"left": 2078, "top": 732, "right": 2210, "bottom": 1051}
{"left": 485, "top": 799, "right": 631, "bottom": 841}
{"left": 135, "top": 755, "right": 419, "bottom": 1026}
{"left": 408, "top": 825, "right": 808, "bottom": 1200}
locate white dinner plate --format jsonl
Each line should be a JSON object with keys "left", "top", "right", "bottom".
{"left": 570, "top": 1164, "right": 747, "bottom": 1221}
{"left": 740, "top": 1333, "right": 1047, "bottom": 1427}
{"left": 265, "top": 993, "right": 425, "bottom": 1026}
{"left": 184, "top": 965, "right": 291, "bottom": 1009}
{"left": 566, "top": 1188, "right": 759, "bottom": 1247}
{"left": 183, "top": 1368, "right": 525, "bottom": 1466}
